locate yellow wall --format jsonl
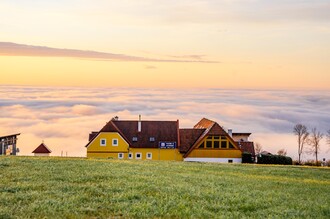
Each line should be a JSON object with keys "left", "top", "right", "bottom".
{"left": 186, "top": 135, "right": 242, "bottom": 158}
{"left": 87, "top": 132, "right": 129, "bottom": 158}
{"left": 129, "top": 148, "right": 183, "bottom": 161}
{"left": 187, "top": 149, "right": 242, "bottom": 158}
{"left": 86, "top": 132, "right": 182, "bottom": 160}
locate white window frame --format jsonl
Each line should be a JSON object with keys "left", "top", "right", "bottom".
{"left": 128, "top": 152, "right": 133, "bottom": 159}
{"left": 100, "top": 139, "right": 107, "bottom": 146}
{"left": 149, "top": 137, "right": 155, "bottom": 142}
{"left": 146, "top": 152, "right": 152, "bottom": 160}
{"left": 135, "top": 152, "right": 142, "bottom": 160}
{"left": 112, "top": 138, "right": 118, "bottom": 146}
{"left": 118, "top": 153, "right": 124, "bottom": 159}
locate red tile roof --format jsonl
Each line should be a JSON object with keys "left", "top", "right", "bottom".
{"left": 32, "top": 143, "right": 52, "bottom": 153}
{"left": 237, "top": 141, "right": 255, "bottom": 156}
{"left": 179, "top": 129, "right": 205, "bottom": 153}
{"left": 113, "top": 120, "right": 179, "bottom": 148}
{"left": 86, "top": 119, "right": 179, "bottom": 148}
{"left": 194, "top": 118, "right": 215, "bottom": 129}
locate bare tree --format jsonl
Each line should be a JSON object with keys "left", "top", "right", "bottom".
{"left": 307, "top": 127, "right": 323, "bottom": 165}
{"left": 277, "top": 148, "right": 287, "bottom": 156}
{"left": 293, "top": 124, "right": 309, "bottom": 164}
{"left": 255, "top": 142, "right": 262, "bottom": 155}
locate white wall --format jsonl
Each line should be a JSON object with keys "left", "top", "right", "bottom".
{"left": 34, "top": 153, "right": 50, "bottom": 157}
{"left": 184, "top": 157, "right": 242, "bottom": 163}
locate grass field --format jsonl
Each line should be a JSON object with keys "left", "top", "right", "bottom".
{"left": 1, "top": 157, "right": 329, "bottom": 218}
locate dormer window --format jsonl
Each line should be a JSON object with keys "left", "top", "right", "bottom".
{"left": 149, "top": 137, "right": 155, "bottom": 142}
{"left": 132, "top": 137, "right": 138, "bottom": 142}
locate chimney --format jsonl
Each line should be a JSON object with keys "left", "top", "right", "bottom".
{"left": 138, "top": 115, "right": 142, "bottom": 132}
{"left": 228, "top": 129, "right": 232, "bottom": 138}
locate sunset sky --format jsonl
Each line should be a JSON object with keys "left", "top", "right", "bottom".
{"left": 1, "top": 0, "right": 330, "bottom": 89}
{"left": 1, "top": 1, "right": 330, "bottom": 160}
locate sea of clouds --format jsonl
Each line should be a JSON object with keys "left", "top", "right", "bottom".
{"left": 1, "top": 85, "right": 329, "bottom": 160}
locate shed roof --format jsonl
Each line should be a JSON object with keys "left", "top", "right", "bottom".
{"left": 32, "top": 143, "right": 52, "bottom": 153}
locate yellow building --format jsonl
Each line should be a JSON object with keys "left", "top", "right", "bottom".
{"left": 86, "top": 117, "right": 254, "bottom": 163}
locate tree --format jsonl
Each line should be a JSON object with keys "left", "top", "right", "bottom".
{"left": 307, "top": 127, "right": 323, "bottom": 165}
{"left": 293, "top": 124, "right": 309, "bottom": 164}
{"left": 327, "top": 130, "right": 330, "bottom": 149}
{"left": 277, "top": 148, "right": 287, "bottom": 156}
{"left": 255, "top": 142, "right": 262, "bottom": 155}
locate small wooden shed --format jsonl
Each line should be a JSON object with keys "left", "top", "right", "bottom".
{"left": 32, "top": 143, "right": 52, "bottom": 156}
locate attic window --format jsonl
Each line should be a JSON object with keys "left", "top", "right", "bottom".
{"left": 149, "top": 137, "right": 155, "bottom": 142}
{"left": 132, "top": 137, "right": 138, "bottom": 142}
{"left": 100, "top": 139, "right": 106, "bottom": 146}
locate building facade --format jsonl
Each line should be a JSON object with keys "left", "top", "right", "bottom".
{"left": 32, "top": 143, "right": 52, "bottom": 156}
{"left": 86, "top": 117, "right": 254, "bottom": 163}
{"left": 0, "top": 133, "right": 20, "bottom": 156}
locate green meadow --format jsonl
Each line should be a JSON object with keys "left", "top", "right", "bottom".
{"left": 0, "top": 157, "right": 329, "bottom": 218}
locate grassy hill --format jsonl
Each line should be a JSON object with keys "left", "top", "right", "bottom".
{"left": 1, "top": 157, "right": 329, "bottom": 218}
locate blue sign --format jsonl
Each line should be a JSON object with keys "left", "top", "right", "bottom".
{"left": 159, "top": 142, "right": 176, "bottom": 149}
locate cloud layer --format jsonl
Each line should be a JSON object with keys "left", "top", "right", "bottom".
{"left": 0, "top": 85, "right": 329, "bottom": 160}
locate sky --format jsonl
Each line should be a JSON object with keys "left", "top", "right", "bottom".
{"left": 0, "top": 1, "right": 330, "bottom": 160}
{"left": 1, "top": 0, "right": 330, "bottom": 89}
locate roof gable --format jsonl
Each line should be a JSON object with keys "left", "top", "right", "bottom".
{"left": 183, "top": 119, "right": 241, "bottom": 157}
{"left": 85, "top": 119, "right": 130, "bottom": 147}
{"left": 32, "top": 143, "right": 51, "bottom": 153}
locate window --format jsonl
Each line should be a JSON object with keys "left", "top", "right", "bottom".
{"left": 128, "top": 153, "right": 133, "bottom": 159}
{"left": 221, "top": 141, "right": 227, "bottom": 148}
{"left": 112, "top": 139, "right": 118, "bottom": 146}
{"left": 100, "top": 139, "right": 106, "bottom": 146}
{"left": 135, "top": 153, "right": 142, "bottom": 159}
{"left": 198, "top": 142, "right": 204, "bottom": 148}
{"left": 228, "top": 159, "right": 233, "bottom": 163}
{"left": 229, "top": 142, "right": 235, "bottom": 148}
{"left": 149, "top": 137, "right": 155, "bottom": 142}
{"left": 206, "top": 141, "right": 212, "bottom": 148}
{"left": 132, "top": 137, "right": 138, "bottom": 142}
{"left": 146, "top": 152, "right": 152, "bottom": 159}
{"left": 118, "top": 153, "right": 124, "bottom": 159}
{"left": 214, "top": 141, "right": 220, "bottom": 148}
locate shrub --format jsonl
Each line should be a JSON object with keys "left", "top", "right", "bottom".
{"left": 242, "top": 152, "right": 254, "bottom": 163}
{"left": 325, "top": 160, "right": 330, "bottom": 167}
{"left": 304, "top": 160, "right": 321, "bottom": 166}
{"left": 257, "top": 154, "right": 292, "bottom": 165}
